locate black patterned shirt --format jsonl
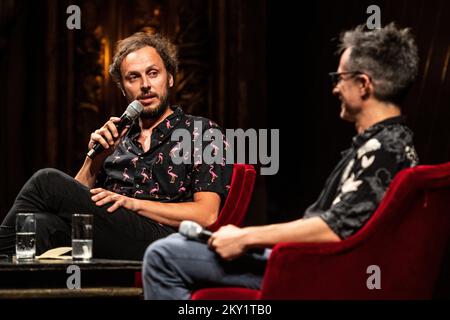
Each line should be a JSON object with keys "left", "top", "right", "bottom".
{"left": 96, "top": 106, "right": 232, "bottom": 205}
{"left": 303, "top": 116, "right": 419, "bottom": 239}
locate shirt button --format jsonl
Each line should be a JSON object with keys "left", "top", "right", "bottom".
{"left": 136, "top": 184, "right": 140, "bottom": 188}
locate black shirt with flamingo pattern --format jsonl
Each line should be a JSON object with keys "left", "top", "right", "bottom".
{"left": 95, "top": 106, "right": 232, "bottom": 205}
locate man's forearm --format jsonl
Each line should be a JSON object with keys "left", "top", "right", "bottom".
{"left": 134, "top": 197, "right": 219, "bottom": 228}
{"left": 242, "top": 217, "right": 341, "bottom": 249}
{"left": 74, "top": 157, "right": 103, "bottom": 188}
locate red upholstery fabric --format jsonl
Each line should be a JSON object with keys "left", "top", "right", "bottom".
{"left": 135, "top": 164, "right": 256, "bottom": 288}
{"left": 193, "top": 162, "right": 450, "bottom": 299}
{"left": 191, "top": 288, "right": 261, "bottom": 300}
{"left": 207, "top": 164, "right": 256, "bottom": 232}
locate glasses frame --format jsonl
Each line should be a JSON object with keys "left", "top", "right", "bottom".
{"left": 328, "top": 71, "right": 371, "bottom": 86}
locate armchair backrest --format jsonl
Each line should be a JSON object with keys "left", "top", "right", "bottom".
{"left": 208, "top": 164, "right": 256, "bottom": 232}
{"left": 351, "top": 162, "right": 450, "bottom": 298}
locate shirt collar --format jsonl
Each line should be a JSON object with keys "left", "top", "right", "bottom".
{"left": 352, "top": 115, "right": 406, "bottom": 148}
{"left": 127, "top": 105, "right": 185, "bottom": 139}
{"left": 156, "top": 105, "right": 185, "bottom": 135}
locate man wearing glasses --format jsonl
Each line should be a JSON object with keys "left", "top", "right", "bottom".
{"left": 142, "top": 23, "right": 420, "bottom": 299}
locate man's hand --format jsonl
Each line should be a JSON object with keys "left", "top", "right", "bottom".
{"left": 90, "top": 188, "right": 138, "bottom": 213}
{"left": 88, "top": 117, "right": 128, "bottom": 157}
{"left": 208, "top": 225, "right": 250, "bottom": 260}
{"left": 76, "top": 117, "right": 130, "bottom": 189}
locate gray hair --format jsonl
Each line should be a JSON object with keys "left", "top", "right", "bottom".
{"left": 109, "top": 32, "right": 178, "bottom": 89}
{"left": 339, "top": 23, "right": 419, "bottom": 104}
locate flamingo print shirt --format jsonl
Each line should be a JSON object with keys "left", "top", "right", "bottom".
{"left": 96, "top": 106, "right": 232, "bottom": 205}
{"left": 303, "top": 116, "right": 419, "bottom": 239}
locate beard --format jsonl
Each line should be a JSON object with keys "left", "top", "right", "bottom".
{"left": 140, "top": 91, "right": 170, "bottom": 120}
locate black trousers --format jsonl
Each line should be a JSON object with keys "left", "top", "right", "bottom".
{"left": 0, "top": 168, "right": 175, "bottom": 260}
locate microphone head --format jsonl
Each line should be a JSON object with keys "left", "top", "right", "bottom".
{"left": 124, "top": 100, "right": 144, "bottom": 120}
{"left": 179, "top": 220, "right": 203, "bottom": 239}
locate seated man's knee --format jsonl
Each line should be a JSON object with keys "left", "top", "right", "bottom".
{"left": 144, "top": 238, "right": 169, "bottom": 267}
{"left": 31, "top": 168, "right": 64, "bottom": 184}
{"left": 143, "top": 235, "right": 184, "bottom": 272}
{"left": 30, "top": 168, "right": 68, "bottom": 190}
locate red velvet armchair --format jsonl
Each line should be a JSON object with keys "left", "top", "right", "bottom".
{"left": 192, "top": 162, "right": 450, "bottom": 300}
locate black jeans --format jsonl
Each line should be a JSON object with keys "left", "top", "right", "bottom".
{"left": 0, "top": 168, "right": 175, "bottom": 260}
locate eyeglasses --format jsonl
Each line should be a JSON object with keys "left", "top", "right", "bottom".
{"left": 328, "top": 71, "right": 370, "bottom": 86}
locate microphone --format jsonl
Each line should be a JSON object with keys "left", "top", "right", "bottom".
{"left": 179, "top": 220, "right": 212, "bottom": 243}
{"left": 87, "top": 100, "right": 144, "bottom": 159}
{"left": 178, "top": 220, "right": 269, "bottom": 260}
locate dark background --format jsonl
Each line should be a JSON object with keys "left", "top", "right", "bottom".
{"left": 1, "top": 0, "right": 449, "bottom": 225}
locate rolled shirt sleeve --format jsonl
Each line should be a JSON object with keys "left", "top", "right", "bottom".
{"left": 191, "top": 120, "right": 232, "bottom": 200}
{"left": 318, "top": 146, "right": 401, "bottom": 239}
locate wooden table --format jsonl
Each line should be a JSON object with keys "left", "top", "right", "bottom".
{"left": 0, "top": 256, "right": 143, "bottom": 299}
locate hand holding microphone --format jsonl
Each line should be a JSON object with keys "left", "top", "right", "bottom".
{"left": 87, "top": 100, "right": 144, "bottom": 159}
{"left": 179, "top": 221, "right": 266, "bottom": 260}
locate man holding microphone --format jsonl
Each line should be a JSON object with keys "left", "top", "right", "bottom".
{"left": 0, "top": 32, "right": 231, "bottom": 260}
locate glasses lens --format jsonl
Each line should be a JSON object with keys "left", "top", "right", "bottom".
{"left": 329, "top": 73, "right": 339, "bottom": 85}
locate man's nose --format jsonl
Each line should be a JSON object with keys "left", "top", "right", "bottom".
{"left": 141, "top": 77, "right": 151, "bottom": 93}
{"left": 332, "top": 85, "right": 340, "bottom": 96}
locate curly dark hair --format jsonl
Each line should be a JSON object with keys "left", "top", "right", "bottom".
{"left": 339, "top": 23, "right": 419, "bottom": 104}
{"left": 109, "top": 32, "right": 178, "bottom": 88}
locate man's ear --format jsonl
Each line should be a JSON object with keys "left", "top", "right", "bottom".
{"left": 168, "top": 74, "right": 174, "bottom": 88}
{"left": 357, "top": 74, "right": 372, "bottom": 99}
